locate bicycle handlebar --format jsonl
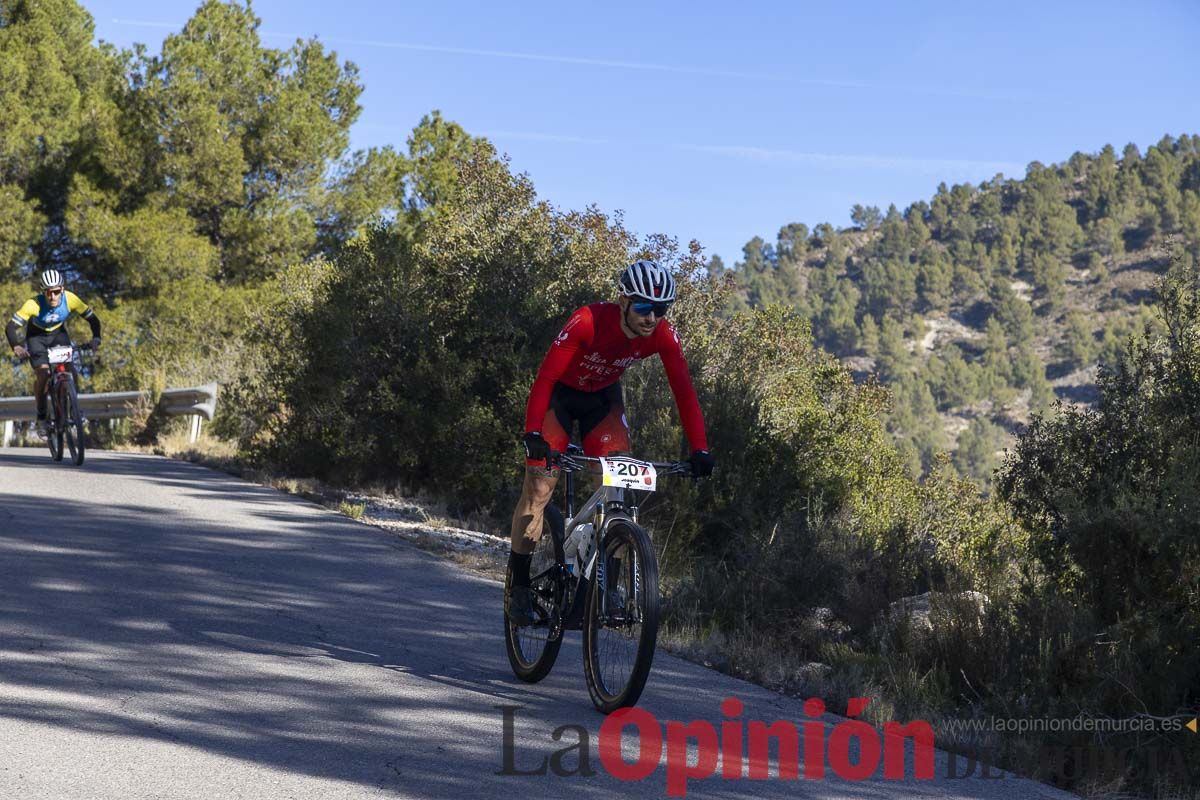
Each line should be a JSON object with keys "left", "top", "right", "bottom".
{"left": 548, "top": 450, "right": 694, "bottom": 477}
{"left": 10, "top": 344, "right": 94, "bottom": 366}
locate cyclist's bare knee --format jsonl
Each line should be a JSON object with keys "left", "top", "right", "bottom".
{"left": 511, "top": 467, "right": 558, "bottom": 552}
{"left": 523, "top": 466, "right": 557, "bottom": 502}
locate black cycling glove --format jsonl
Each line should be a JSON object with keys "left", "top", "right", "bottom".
{"left": 689, "top": 449, "right": 715, "bottom": 477}
{"left": 523, "top": 431, "right": 550, "bottom": 462}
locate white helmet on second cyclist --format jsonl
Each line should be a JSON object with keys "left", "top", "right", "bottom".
{"left": 618, "top": 259, "right": 676, "bottom": 303}
{"left": 39, "top": 269, "right": 64, "bottom": 290}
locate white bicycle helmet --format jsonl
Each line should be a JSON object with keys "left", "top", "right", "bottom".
{"left": 618, "top": 259, "right": 676, "bottom": 302}
{"left": 39, "top": 269, "right": 64, "bottom": 290}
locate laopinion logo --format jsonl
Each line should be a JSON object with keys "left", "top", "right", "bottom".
{"left": 496, "top": 696, "right": 936, "bottom": 797}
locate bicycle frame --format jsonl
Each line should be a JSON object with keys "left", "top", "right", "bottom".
{"left": 44, "top": 349, "right": 80, "bottom": 415}
{"left": 560, "top": 451, "right": 644, "bottom": 569}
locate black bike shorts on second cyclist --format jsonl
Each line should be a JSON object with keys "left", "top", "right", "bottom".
{"left": 531, "top": 381, "right": 632, "bottom": 465}
{"left": 24, "top": 327, "right": 72, "bottom": 369}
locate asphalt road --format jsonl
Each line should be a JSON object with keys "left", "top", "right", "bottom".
{"left": 0, "top": 448, "right": 1077, "bottom": 799}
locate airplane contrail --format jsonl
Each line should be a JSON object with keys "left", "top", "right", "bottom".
{"left": 109, "top": 18, "right": 1029, "bottom": 101}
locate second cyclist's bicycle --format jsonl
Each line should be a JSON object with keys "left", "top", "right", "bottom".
{"left": 504, "top": 445, "right": 691, "bottom": 713}
{"left": 19, "top": 344, "right": 91, "bottom": 465}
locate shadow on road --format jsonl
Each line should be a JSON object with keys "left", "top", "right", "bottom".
{"left": 0, "top": 449, "right": 638, "bottom": 797}
{"left": 0, "top": 449, "right": 1053, "bottom": 799}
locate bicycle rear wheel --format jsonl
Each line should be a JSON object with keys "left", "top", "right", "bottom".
{"left": 505, "top": 504, "right": 567, "bottom": 682}
{"left": 63, "top": 378, "right": 85, "bottom": 466}
{"left": 48, "top": 384, "right": 64, "bottom": 462}
{"left": 582, "top": 518, "right": 660, "bottom": 713}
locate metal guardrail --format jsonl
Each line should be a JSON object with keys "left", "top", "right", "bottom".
{"left": 0, "top": 390, "right": 148, "bottom": 422}
{"left": 0, "top": 384, "right": 218, "bottom": 446}
{"left": 160, "top": 383, "right": 218, "bottom": 421}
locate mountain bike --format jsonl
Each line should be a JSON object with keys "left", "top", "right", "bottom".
{"left": 20, "top": 344, "right": 91, "bottom": 465}
{"left": 504, "top": 445, "right": 692, "bottom": 713}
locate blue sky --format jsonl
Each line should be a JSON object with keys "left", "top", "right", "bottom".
{"left": 88, "top": 0, "right": 1199, "bottom": 267}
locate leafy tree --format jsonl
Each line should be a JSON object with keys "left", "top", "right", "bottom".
{"left": 241, "top": 141, "right": 637, "bottom": 498}
{"left": 1059, "top": 311, "right": 1098, "bottom": 367}
{"left": 811, "top": 222, "right": 836, "bottom": 248}
{"left": 916, "top": 253, "right": 952, "bottom": 311}
{"left": 1180, "top": 190, "right": 1200, "bottom": 261}
{"left": 859, "top": 314, "right": 880, "bottom": 356}
{"left": 776, "top": 222, "right": 810, "bottom": 263}
{"left": 980, "top": 316, "right": 1015, "bottom": 398}
{"left": 706, "top": 253, "right": 727, "bottom": 278}
{"left": 1030, "top": 251, "right": 1066, "bottom": 308}
{"left": 927, "top": 344, "right": 983, "bottom": 409}
{"left": 950, "top": 260, "right": 988, "bottom": 306}
{"left": 862, "top": 256, "right": 916, "bottom": 320}
{"left": 875, "top": 204, "right": 908, "bottom": 259}
{"left": 991, "top": 280, "right": 1035, "bottom": 344}
{"left": 0, "top": 0, "right": 117, "bottom": 278}
{"left": 849, "top": 203, "right": 882, "bottom": 230}
{"left": 1141, "top": 136, "right": 1183, "bottom": 234}
{"left": 816, "top": 277, "right": 861, "bottom": 354}
{"left": 1011, "top": 344, "right": 1054, "bottom": 410}
{"left": 0, "top": 0, "right": 407, "bottom": 396}
{"left": 735, "top": 235, "right": 802, "bottom": 309}
{"left": 996, "top": 258, "right": 1200, "bottom": 716}
{"left": 1083, "top": 144, "right": 1118, "bottom": 225}
{"left": 952, "top": 416, "right": 1007, "bottom": 485}
{"left": 1087, "top": 215, "right": 1125, "bottom": 266}
{"left": 904, "top": 202, "right": 932, "bottom": 250}
{"left": 875, "top": 315, "right": 913, "bottom": 382}
{"left": 1017, "top": 163, "right": 1082, "bottom": 272}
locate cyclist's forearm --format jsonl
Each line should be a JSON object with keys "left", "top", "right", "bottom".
{"left": 660, "top": 348, "right": 709, "bottom": 451}
{"left": 5, "top": 319, "right": 22, "bottom": 349}
{"left": 83, "top": 310, "right": 100, "bottom": 340}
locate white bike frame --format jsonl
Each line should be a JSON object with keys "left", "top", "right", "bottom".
{"left": 564, "top": 484, "right": 638, "bottom": 580}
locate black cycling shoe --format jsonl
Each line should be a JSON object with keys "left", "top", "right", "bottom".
{"left": 506, "top": 585, "right": 539, "bottom": 626}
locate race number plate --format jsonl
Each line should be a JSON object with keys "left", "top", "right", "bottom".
{"left": 599, "top": 456, "right": 657, "bottom": 492}
{"left": 47, "top": 346, "right": 73, "bottom": 364}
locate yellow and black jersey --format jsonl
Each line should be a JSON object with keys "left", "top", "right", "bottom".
{"left": 11, "top": 291, "right": 93, "bottom": 333}
{"left": 6, "top": 291, "right": 101, "bottom": 350}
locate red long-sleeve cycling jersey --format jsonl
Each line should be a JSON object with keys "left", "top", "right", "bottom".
{"left": 524, "top": 303, "right": 708, "bottom": 451}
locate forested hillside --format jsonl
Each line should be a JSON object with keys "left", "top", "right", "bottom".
{"left": 717, "top": 139, "right": 1200, "bottom": 483}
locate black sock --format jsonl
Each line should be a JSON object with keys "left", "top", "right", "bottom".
{"left": 509, "top": 551, "right": 532, "bottom": 588}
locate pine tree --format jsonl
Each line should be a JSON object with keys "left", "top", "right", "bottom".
{"left": 1142, "top": 136, "right": 1183, "bottom": 234}
{"left": 850, "top": 204, "right": 883, "bottom": 231}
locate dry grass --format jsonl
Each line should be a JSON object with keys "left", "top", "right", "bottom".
{"left": 338, "top": 500, "right": 366, "bottom": 520}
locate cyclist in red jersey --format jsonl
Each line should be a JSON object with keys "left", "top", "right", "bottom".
{"left": 507, "top": 260, "right": 714, "bottom": 625}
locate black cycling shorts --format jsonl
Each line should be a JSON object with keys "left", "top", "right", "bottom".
{"left": 25, "top": 327, "right": 72, "bottom": 369}
{"left": 535, "top": 381, "right": 631, "bottom": 459}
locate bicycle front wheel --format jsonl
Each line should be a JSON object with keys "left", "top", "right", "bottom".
{"left": 504, "top": 504, "right": 567, "bottom": 683}
{"left": 63, "top": 378, "right": 85, "bottom": 466}
{"left": 582, "top": 518, "right": 660, "bottom": 713}
{"left": 48, "top": 384, "right": 65, "bottom": 462}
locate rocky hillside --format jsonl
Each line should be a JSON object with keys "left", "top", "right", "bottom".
{"left": 716, "top": 135, "right": 1199, "bottom": 484}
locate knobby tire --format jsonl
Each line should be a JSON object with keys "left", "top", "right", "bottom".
{"left": 582, "top": 518, "right": 660, "bottom": 713}
{"left": 504, "top": 504, "right": 567, "bottom": 682}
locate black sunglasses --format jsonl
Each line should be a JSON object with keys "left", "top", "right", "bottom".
{"left": 630, "top": 300, "right": 672, "bottom": 317}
